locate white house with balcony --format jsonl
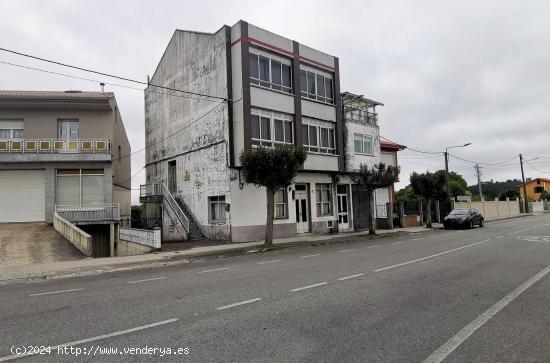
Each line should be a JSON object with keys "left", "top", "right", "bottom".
{"left": 0, "top": 90, "right": 131, "bottom": 257}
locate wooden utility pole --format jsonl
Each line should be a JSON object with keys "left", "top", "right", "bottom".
{"left": 474, "top": 164, "right": 484, "bottom": 201}
{"left": 519, "top": 154, "right": 529, "bottom": 213}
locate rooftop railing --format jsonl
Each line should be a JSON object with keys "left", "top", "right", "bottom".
{"left": 0, "top": 138, "right": 111, "bottom": 154}
{"left": 345, "top": 110, "right": 378, "bottom": 126}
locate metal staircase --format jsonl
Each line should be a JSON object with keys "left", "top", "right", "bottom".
{"left": 174, "top": 196, "right": 206, "bottom": 241}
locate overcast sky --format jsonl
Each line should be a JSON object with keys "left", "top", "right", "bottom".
{"left": 2, "top": 0, "right": 549, "bottom": 203}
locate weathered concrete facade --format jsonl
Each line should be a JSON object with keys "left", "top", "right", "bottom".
{"left": 144, "top": 21, "right": 404, "bottom": 243}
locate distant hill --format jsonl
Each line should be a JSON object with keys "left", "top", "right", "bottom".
{"left": 468, "top": 179, "right": 522, "bottom": 200}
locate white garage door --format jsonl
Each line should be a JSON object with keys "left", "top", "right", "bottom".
{"left": 0, "top": 170, "right": 45, "bottom": 222}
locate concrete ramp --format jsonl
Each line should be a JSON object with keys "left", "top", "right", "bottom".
{"left": 0, "top": 223, "right": 85, "bottom": 266}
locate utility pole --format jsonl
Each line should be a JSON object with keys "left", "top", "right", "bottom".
{"left": 474, "top": 164, "right": 484, "bottom": 201}
{"left": 519, "top": 154, "right": 529, "bottom": 213}
{"left": 444, "top": 151, "right": 450, "bottom": 201}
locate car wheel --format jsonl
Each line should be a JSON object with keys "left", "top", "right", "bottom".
{"left": 479, "top": 219, "right": 484, "bottom": 227}
{"left": 469, "top": 220, "right": 474, "bottom": 229}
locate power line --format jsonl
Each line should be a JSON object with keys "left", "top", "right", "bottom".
{"left": 524, "top": 160, "right": 550, "bottom": 174}
{"left": 0, "top": 47, "right": 228, "bottom": 102}
{"left": 0, "top": 59, "right": 221, "bottom": 103}
{"left": 448, "top": 153, "right": 518, "bottom": 166}
{"left": 380, "top": 136, "right": 442, "bottom": 155}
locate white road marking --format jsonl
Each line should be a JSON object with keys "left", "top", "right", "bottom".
{"left": 301, "top": 254, "right": 321, "bottom": 258}
{"left": 391, "top": 241, "right": 403, "bottom": 245}
{"left": 290, "top": 282, "right": 328, "bottom": 292}
{"left": 366, "top": 245, "right": 379, "bottom": 249}
{"left": 494, "top": 236, "right": 505, "bottom": 239}
{"left": 197, "top": 267, "right": 230, "bottom": 274}
{"left": 28, "top": 288, "right": 83, "bottom": 297}
{"left": 338, "top": 249, "right": 353, "bottom": 253}
{"left": 127, "top": 277, "right": 167, "bottom": 284}
{"left": 216, "top": 298, "right": 261, "bottom": 310}
{"left": 412, "top": 237, "right": 422, "bottom": 241}
{"left": 423, "top": 263, "right": 550, "bottom": 363}
{"left": 337, "top": 274, "right": 364, "bottom": 281}
{"left": 0, "top": 319, "right": 178, "bottom": 362}
{"left": 509, "top": 228, "right": 532, "bottom": 235}
{"left": 257, "top": 259, "right": 281, "bottom": 265}
{"left": 374, "top": 239, "right": 491, "bottom": 272}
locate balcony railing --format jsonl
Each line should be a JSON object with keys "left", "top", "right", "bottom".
{"left": 55, "top": 204, "right": 120, "bottom": 223}
{"left": 0, "top": 138, "right": 111, "bottom": 154}
{"left": 345, "top": 110, "right": 378, "bottom": 125}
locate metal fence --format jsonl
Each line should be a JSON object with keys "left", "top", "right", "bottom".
{"left": 55, "top": 204, "right": 120, "bottom": 223}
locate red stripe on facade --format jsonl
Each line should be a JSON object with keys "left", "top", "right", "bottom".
{"left": 231, "top": 37, "right": 336, "bottom": 72}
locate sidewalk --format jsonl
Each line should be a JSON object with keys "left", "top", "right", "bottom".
{"left": 0, "top": 226, "right": 428, "bottom": 283}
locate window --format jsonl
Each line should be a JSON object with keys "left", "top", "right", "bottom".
{"left": 56, "top": 169, "right": 104, "bottom": 206}
{"left": 274, "top": 188, "right": 288, "bottom": 219}
{"left": 300, "top": 69, "right": 334, "bottom": 103}
{"left": 251, "top": 109, "right": 294, "bottom": 147}
{"left": 302, "top": 122, "right": 336, "bottom": 154}
{"left": 209, "top": 196, "right": 226, "bottom": 224}
{"left": 316, "top": 184, "right": 332, "bottom": 216}
{"left": 0, "top": 120, "right": 24, "bottom": 139}
{"left": 354, "top": 134, "right": 374, "bottom": 155}
{"left": 534, "top": 186, "right": 544, "bottom": 193}
{"left": 58, "top": 120, "right": 80, "bottom": 140}
{"left": 249, "top": 53, "right": 292, "bottom": 93}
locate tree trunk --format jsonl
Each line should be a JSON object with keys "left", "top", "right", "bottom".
{"left": 265, "top": 188, "right": 275, "bottom": 246}
{"left": 426, "top": 198, "right": 433, "bottom": 228}
{"left": 368, "top": 189, "right": 376, "bottom": 235}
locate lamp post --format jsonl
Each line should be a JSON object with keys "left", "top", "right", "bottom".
{"left": 444, "top": 143, "right": 472, "bottom": 201}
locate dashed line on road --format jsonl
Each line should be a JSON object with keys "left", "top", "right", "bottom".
{"left": 290, "top": 282, "right": 328, "bottom": 292}
{"left": 0, "top": 318, "right": 179, "bottom": 362}
{"left": 127, "top": 277, "right": 167, "bottom": 284}
{"left": 366, "top": 245, "right": 379, "bottom": 249}
{"left": 423, "top": 263, "right": 550, "bottom": 363}
{"left": 216, "top": 298, "right": 262, "bottom": 310}
{"left": 28, "top": 288, "right": 84, "bottom": 297}
{"left": 373, "top": 239, "right": 491, "bottom": 272}
{"left": 301, "top": 254, "right": 321, "bottom": 258}
{"left": 197, "top": 267, "right": 230, "bottom": 274}
{"left": 391, "top": 241, "right": 402, "bottom": 245}
{"left": 257, "top": 260, "right": 281, "bottom": 265}
{"left": 509, "top": 228, "right": 531, "bottom": 235}
{"left": 494, "top": 236, "right": 505, "bottom": 239}
{"left": 337, "top": 274, "right": 364, "bottom": 281}
{"left": 338, "top": 249, "right": 353, "bottom": 253}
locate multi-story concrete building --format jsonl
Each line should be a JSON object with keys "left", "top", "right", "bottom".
{"left": 142, "top": 21, "right": 404, "bottom": 242}
{"left": 0, "top": 91, "right": 131, "bottom": 230}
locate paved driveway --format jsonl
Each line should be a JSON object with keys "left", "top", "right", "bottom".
{"left": 0, "top": 223, "right": 84, "bottom": 266}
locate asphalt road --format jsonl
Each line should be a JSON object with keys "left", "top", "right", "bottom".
{"left": 1, "top": 214, "right": 550, "bottom": 362}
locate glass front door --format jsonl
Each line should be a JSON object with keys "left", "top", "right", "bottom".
{"left": 295, "top": 185, "right": 309, "bottom": 233}
{"left": 337, "top": 184, "right": 350, "bottom": 230}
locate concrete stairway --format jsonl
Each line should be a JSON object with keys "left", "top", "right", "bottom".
{"left": 174, "top": 196, "right": 206, "bottom": 241}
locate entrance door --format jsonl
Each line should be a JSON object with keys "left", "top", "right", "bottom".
{"left": 295, "top": 184, "right": 309, "bottom": 233}
{"left": 352, "top": 185, "right": 370, "bottom": 230}
{"left": 168, "top": 160, "right": 177, "bottom": 194}
{"left": 337, "top": 184, "right": 350, "bottom": 230}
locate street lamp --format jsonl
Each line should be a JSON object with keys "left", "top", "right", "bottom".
{"left": 444, "top": 143, "right": 472, "bottom": 200}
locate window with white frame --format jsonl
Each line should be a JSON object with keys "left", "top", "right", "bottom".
{"left": 56, "top": 169, "right": 104, "bottom": 206}
{"left": 354, "top": 134, "right": 374, "bottom": 155}
{"left": 302, "top": 120, "right": 336, "bottom": 154}
{"left": 0, "top": 120, "right": 24, "bottom": 139}
{"left": 209, "top": 196, "right": 226, "bottom": 224}
{"left": 316, "top": 183, "right": 333, "bottom": 216}
{"left": 274, "top": 188, "right": 288, "bottom": 219}
{"left": 251, "top": 109, "right": 294, "bottom": 147}
{"left": 249, "top": 52, "right": 292, "bottom": 93}
{"left": 300, "top": 69, "right": 333, "bottom": 103}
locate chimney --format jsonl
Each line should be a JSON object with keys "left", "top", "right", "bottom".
{"left": 100, "top": 82, "right": 105, "bottom": 93}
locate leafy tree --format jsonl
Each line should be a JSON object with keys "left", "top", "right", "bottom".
{"left": 131, "top": 205, "right": 146, "bottom": 229}
{"left": 410, "top": 171, "right": 446, "bottom": 228}
{"left": 468, "top": 179, "right": 522, "bottom": 200}
{"left": 240, "top": 146, "right": 307, "bottom": 246}
{"left": 396, "top": 185, "right": 418, "bottom": 203}
{"left": 499, "top": 189, "right": 518, "bottom": 201}
{"left": 351, "top": 163, "right": 400, "bottom": 235}
{"left": 445, "top": 171, "right": 468, "bottom": 198}
{"left": 540, "top": 190, "right": 550, "bottom": 201}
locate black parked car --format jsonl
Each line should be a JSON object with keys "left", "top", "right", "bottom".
{"left": 443, "top": 208, "right": 484, "bottom": 229}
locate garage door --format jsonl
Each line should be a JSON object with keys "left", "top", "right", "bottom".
{"left": 0, "top": 170, "right": 45, "bottom": 222}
